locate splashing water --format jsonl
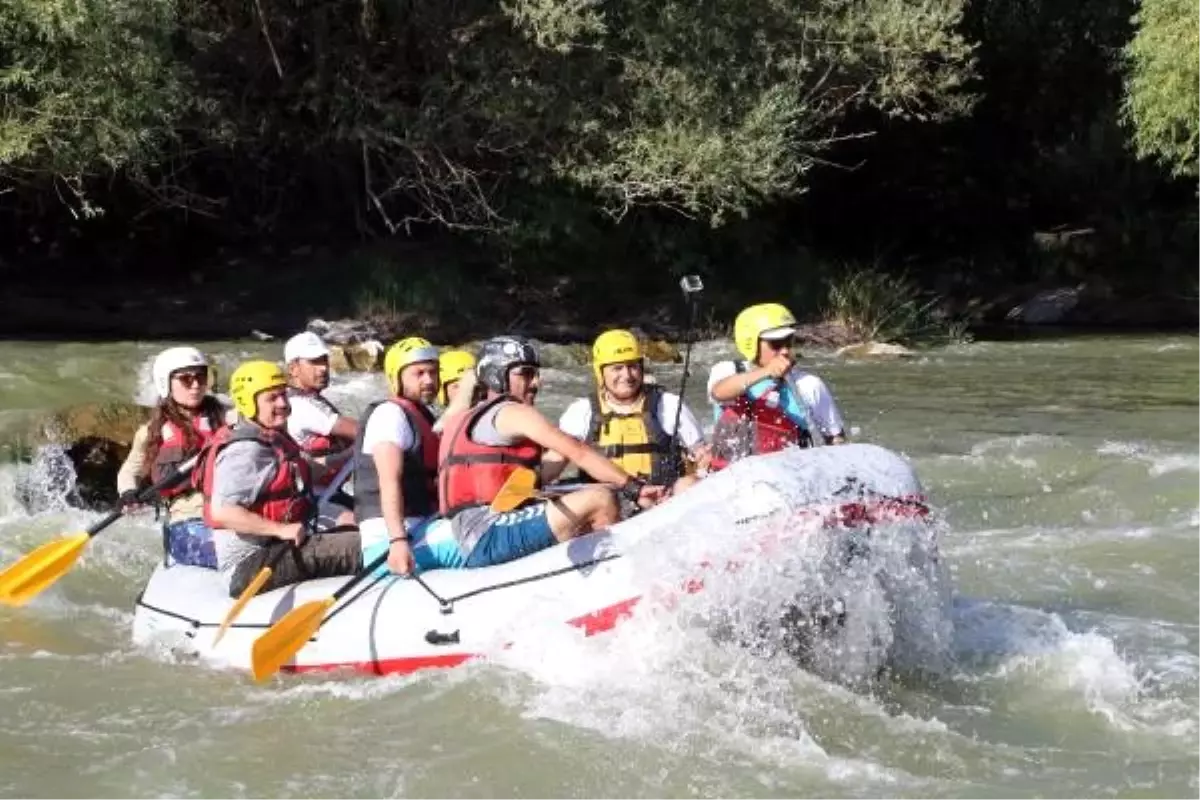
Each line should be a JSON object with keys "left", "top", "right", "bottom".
{"left": 8, "top": 444, "right": 81, "bottom": 519}
{"left": 0, "top": 334, "right": 1195, "bottom": 797}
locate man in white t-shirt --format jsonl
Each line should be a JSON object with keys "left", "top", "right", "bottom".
{"left": 354, "top": 337, "right": 447, "bottom": 577}
{"left": 549, "top": 329, "right": 710, "bottom": 492}
{"left": 283, "top": 331, "right": 359, "bottom": 490}
{"left": 707, "top": 303, "right": 846, "bottom": 469}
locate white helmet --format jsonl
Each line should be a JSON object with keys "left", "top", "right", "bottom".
{"left": 152, "top": 346, "right": 212, "bottom": 400}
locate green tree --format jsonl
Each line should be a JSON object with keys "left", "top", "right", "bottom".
{"left": 1122, "top": 0, "right": 1200, "bottom": 177}
{"left": 0, "top": 0, "right": 190, "bottom": 215}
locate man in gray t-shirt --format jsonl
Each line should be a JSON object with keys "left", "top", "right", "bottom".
{"left": 204, "top": 360, "right": 361, "bottom": 597}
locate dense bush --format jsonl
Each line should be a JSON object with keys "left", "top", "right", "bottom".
{"left": 0, "top": 0, "right": 1193, "bottom": 325}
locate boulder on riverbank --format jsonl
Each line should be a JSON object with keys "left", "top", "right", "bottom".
{"left": 795, "top": 320, "right": 860, "bottom": 351}
{"left": 311, "top": 317, "right": 687, "bottom": 372}
{"left": 835, "top": 341, "right": 917, "bottom": 359}
{"left": 328, "top": 341, "right": 385, "bottom": 373}
{"left": 13, "top": 402, "right": 148, "bottom": 511}
{"left": 964, "top": 280, "right": 1198, "bottom": 330}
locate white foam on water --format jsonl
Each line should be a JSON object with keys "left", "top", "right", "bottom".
{"left": 1148, "top": 456, "right": 1200, "bottom": 477}
{"left": 0, "top": 445, "right": 82, "bottom": 521}
{"left": 247, "top": 667, "right": 451, "bottom": 704}
{"left": 484, "top": 448, "right": 954, "bottom": 792}
{"left": 947, "top": 599, "right": 1198, "bottom": 747}
{"left": 1097, "top": 440, "right": 1200, "bottom": 476}
{"left": 132, "top": 357, "right": 158, "bottom": 407}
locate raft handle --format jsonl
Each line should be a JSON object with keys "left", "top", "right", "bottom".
{"left": 425, "top": 629, "right": 461, "bottom": 646}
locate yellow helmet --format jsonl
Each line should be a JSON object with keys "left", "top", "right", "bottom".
{"left": 437, "top": 349, "right": 477, "bottom": 405}
{"left": 384, "top": 337, "right": 439, "bottom": 395}
{"left": 734, "top": 303, "right": 797, "bottom": 360}
{"left": 229, "top": 360, "right": 287, "bottom": 419}
{"left": 592, "top": 329, "right": 643, "bottom": 385}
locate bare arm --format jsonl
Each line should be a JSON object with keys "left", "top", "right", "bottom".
{"left": 539, "top": 449, "right": 570, "bottom": 483}
{"left": 496, "top": 404, "right": 634, "bottom": 488}
{"left": 330, "top": 415, "right": 359, "bottom": 440}
{"left": 208, "top": 503, "right": 300, "bottom": 540}
{"left": 443, "top": 371, "right": 477, "bottom": 419}
{"left": 709, "top": 365, "right": 778, "bottom": 403}
{"left": 371, "top": 441, "right": 408, "bottom": 539}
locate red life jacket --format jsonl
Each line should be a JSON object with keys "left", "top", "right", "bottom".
{"left": 710, "top": 367, "right": 810, "bottom": 471}
{"left": 438, "top": 396, "right": 543, "bottom": 517}
{"left": 195, "top": 422, "right": 314, "bottom": 528}
{"left": 352, "top": 396, "right": 441, "bottom": 519}
{"left": 152, "top": 415, "right": 219, "bottom": 498}
{"left": 287, "top": 388, "right": 353, "bottom": 457}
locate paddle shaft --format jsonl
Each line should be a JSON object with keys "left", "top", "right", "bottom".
{"left": 90, "top": 454, "right": 201, "bottom": 539}
{"left": 331, "top": 550, "right": 389, "bottom": 604}
{"left": 668, "top": 275, "right": 704, "bottom": 460}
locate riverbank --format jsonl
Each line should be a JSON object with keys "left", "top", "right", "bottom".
{"left": 5, "top": 240, "right": 1196, "bottom": 345}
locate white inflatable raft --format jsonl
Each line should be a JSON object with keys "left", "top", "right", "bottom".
{"left": 132, "top": 444, "right": 931, "bottom": 678}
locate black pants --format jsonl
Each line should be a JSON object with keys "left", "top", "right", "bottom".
{"left": 228, "top": 528, "right": 363, "bottom": 598}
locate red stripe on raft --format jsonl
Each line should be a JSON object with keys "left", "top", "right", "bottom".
{"left": 288, "top": 651, "right": 477, "bottom": 677}
{"left": 286, "top": 597, "right": 646, "bottom": 677}
{"left": 566, "top": 595, "right": 641, "bottom": 636}
{"left": 279, "top": 496, "right": 928, "bottom": 678}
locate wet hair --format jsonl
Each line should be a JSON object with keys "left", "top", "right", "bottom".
{"left": 145, "top": 395, "right": 226, "bottom": 464}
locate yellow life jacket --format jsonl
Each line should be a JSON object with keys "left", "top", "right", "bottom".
{"left": 584, "top": 385, "right": 684, "bottom": 485}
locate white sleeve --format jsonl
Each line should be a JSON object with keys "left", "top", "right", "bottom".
{"left": 116, "top": 424, "right": 150, "bottom": 494}
{"left": 557, "top": 398, "right": 593, "bottom": 440}
{"left": 656, "top": 393, "right": 705, "bottom": 449}
{"left": 792, "top": 373, "right": 845, "bottom": 437}
{"left": 361, "top": 403, "right": 416, "bottom": 456}
{"left": 706, "top": 360, "right": 739, "bottom": 402}
{"left": 287, "top": 395, "right": 338, "bottom": 439}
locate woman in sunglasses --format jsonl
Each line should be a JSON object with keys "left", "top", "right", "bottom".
{"left": 116, "top": 346, "right": 233, "bottom": 568}
{"left": 706, "top": 303, "right": 846, "bottom": 470}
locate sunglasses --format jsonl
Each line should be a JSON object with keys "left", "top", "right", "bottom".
{"left": 762, "top": 336, "right": 795, "bottom": 349}
{"left": 173, "top": 370, "right": 209, "bottom": 388}
{"left": 510, "top": 366, "right": 540, "bottom": 380}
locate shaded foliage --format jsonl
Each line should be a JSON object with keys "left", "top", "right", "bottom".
{"left": 0, "top": 0, "right": 1193, "bottom": 328}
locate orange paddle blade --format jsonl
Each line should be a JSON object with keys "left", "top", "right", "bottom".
{"left": 0, "top": 534, "right": 90, "bottom": 607}
{"left": 250, "top": 597, "right": 335, "bottom": 682}
{"left": 490, "top": 467, "right": 538, "bottom": 514}
{"left": 213, "top": 565, "right": 274, "bottom": 646}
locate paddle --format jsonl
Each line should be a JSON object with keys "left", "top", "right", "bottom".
{"left": 249, "top": 468, "right": 547, "bottom": 680}
{"left": 0, "top": 454, "right": 200, "bottom": 607}
{"left": 668, "top": 274, "right": 704, "bottom": 464}
{"left": 489, "top": 465, "right": 540, "bottom": 514}
{"left": 211, "top": 456, "right": 356, "bottom": 645}
{"left": 250, "top": 547, "right": 390, "bottom": 682}
{"left": 489, "top": 470, "right": 622, "bottom": 514}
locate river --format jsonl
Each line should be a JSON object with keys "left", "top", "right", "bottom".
{"left": 0, "top": 333, "right": 1195, "bottom": 798}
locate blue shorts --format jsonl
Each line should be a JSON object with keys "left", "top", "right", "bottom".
{"left": 465, "top": 504, "right": 557, "bottom": 568}
{"left": 164, "top": 519, "right": 218, "bottom": 569}
{"left": 360, "top": 517, "right": 466, "bottom": 577}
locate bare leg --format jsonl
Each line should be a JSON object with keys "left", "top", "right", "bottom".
{"left": 544, "top": 486, "right": 620, "bottom": 541}
{"left": 670, "top": 474, "right": 701, "bottom": 496}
